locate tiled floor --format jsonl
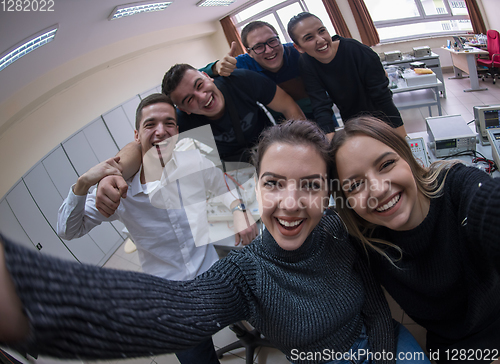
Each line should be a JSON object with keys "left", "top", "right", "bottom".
{"left": 91, "top": 71, "right": 500, "bottom": 364}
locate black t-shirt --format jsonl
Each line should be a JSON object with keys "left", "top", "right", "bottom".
{"left": 177, "top": 69, "right": 277, "bottom": 161}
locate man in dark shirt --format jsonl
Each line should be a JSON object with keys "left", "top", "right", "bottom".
{"left": 162, "top": 63, "right": 305, "bottom": 162}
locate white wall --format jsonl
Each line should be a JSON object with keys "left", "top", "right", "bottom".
{"left": 0, "top": 21, "right": 225, "bottom": 198}
{"left": 480, "top": 0, "right": 499, "bottom": 31}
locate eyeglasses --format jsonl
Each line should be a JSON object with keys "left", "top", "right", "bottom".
{"left": 247, "top": 36, "right": 280, "bottom": 54}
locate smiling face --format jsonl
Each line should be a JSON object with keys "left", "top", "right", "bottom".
{"left": 169, "top": 69, "right": 225, "bottom": 120}
{"left": 335, "top": 135, "right": 429, "bottom": 231}
{"left": 246, "top": 26, "right": 284, "bottom": 73}
{"left": 135, "top": 102, "right": 178, "bottom": 158}
{"left": 256, "top": 142, "right": 328, "bottom": 251}
{"left": 292, "top": 16, "right": 335, "bottom": 64}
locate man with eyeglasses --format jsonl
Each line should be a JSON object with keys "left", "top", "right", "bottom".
{"left": 200, "top": 20, "right": 338, "bottom": 138}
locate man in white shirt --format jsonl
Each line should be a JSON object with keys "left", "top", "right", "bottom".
{"left": 57, "top": 93, "right": 257, "bottom": 363}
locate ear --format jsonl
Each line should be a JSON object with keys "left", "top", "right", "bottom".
{"left": 293, "top": 43, "right": 305, "bottom": 54}
{"left": 134, "top": 129, "right": 140, "bottom": 143}
{"left": 201, "top": 71, "right": 214, "bottom": 82}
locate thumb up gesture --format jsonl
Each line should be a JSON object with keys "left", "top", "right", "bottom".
{"left": 215, "top": 41, "right": 239, "bottom": 77}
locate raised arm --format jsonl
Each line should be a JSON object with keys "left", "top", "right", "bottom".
{"left": 73, "top": 156, "right": 122, "bottom": 196}
{"left": 0, "top": 236, "right": 250, "bottom": 359}
{"left": 57, "top": 157, "right": 122, "bottom": 239}
{"left": 266, "top": 85, "right": 306, "bottom": 121}
{"left": 0, "top": 238, "right": 29, "bottom": 343}
{"left": 214, "top": 42, "right": 239, "bottom": 77}
{"left": 199, "top": 42, "right": 239, "bottom": 77}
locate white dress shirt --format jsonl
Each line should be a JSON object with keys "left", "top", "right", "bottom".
{"left": 57, "top": 149, "right": 238, "bottom": 280}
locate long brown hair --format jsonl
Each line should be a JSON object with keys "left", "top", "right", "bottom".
{"left": 330, "top": 116, "right": 460, "bottom": 260}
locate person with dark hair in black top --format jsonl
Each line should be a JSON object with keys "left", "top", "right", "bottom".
{"left": 287, "top": 12, "right": 407, "bottom": 139}
{"left": 331, "top": 116, "right": 500, "bottom": 364}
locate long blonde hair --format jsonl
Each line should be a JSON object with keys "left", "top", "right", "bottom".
{"left": 330, "top": 116, "right": 461, "bottom": 260}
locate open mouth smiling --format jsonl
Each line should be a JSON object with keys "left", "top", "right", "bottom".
{"left": 276, "top": 217, "right": 305, "bottom": 230}
{"left": 376, "top": 193, "right": 401, "bottom": 213}
{"left": 204, "top": 95, "right": 214, "bottom": 108}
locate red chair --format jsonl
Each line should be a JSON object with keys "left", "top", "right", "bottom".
{"left": 477, "top": 30, "right": 500, "bottom": 84}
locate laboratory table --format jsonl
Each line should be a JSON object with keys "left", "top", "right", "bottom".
{"left": 442, "top": 46, "right": 489, "bottom": 92}
{"left": 392, "top": 80, "right": 443, "bottom": 117}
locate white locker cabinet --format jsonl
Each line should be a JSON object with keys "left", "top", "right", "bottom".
{"left": 23, "top": 163, "right": 106, "bottom": 265}
{"left": 0, "top": 199, "right": 36, "bottom": 251}
{"left": 62, "top": 131, "right": 100, "bottom": 176}
{"left": 6, "top": 181, "right": 75, "bottom": 261}
{"left": 83, "top": 118, "right": 119, "bottom": 162}
{"left": 121, "top": 95, "right": 141, "bottom": 130}
{"left": 139, "top": 85, "right": 162, "bottom": 100}
{"left": 42, "top": 146, "right": 125, "bottom": 262}
{"left": 102, "top": 106, "right": 135, "bottom": 149}
{"left": 42, "top": 146, "right": 79, "bottom": 199}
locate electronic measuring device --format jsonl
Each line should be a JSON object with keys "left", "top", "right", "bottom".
{"left": 407, "top": 137, "right": 431, "bottom": 167}
{"left": 486, "top": 128, "right": 500, "bottom": 170}
{"left": 473, "top": 104, "right": 500, "bottom": 145}
{"left": 426, "top": 115, "right": 476, "bottom": 158}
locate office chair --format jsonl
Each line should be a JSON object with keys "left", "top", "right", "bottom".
{"left": 477, "top": 30, "right": 500, "bottom": 84}
{"left": 216, "top": 321, "right": 274, "bottom": 364}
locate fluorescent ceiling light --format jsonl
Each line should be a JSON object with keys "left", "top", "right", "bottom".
{"left": 109, "top": 1, "right": 172, "bottom": 20}
{"left": 196, "top": 0, "right": 236, "bottom": 6}
{"left": 0, "top": 25, "right": 57, "bottom": 72}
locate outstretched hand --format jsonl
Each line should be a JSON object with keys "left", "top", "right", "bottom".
{"left": 215, "top": 41, "right": 239, "bottom": 77}
{"left": 73, "top": 156, "right": 122, "bottom": 196}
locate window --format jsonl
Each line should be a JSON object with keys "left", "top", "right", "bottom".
{"left": 364, "top": 0, "right": 472, "bottom": 43}
{"left": 231, "top": 0, "right": 337, "bottom": 44}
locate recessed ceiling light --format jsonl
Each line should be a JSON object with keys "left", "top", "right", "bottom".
{"left": 196, "top": 0, "right": 236, "bottom": 6}
{"left": 0, "top": 25, "right": 57, "bottom": 72}
{"left": 109, "top": 1, "right": 172, "bottom": 20}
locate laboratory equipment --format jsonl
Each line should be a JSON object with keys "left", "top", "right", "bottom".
{"left": 473, "top": 104, "right": 500, "bottom": 145}
{"left": 407, "top": 137, "right": 431, "bottom": 167}
{"left": 413, "top": 46, "right": 431, "bottom": 57}
{"left": 426, "top": 115, "right": 476, "bottom": 157}
{"left": 384, "top": 50, "right": 402, "bottom": 62}
{"left": 486, "top": 128, "right": 500, "bottom": 170}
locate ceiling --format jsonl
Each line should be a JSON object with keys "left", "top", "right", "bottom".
{"left": 0, "top": 0, "right": 252, "bottom": 105}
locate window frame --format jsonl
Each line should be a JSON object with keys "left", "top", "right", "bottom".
{"left": 230, "top": 0, "right": 309, "bottom": 44}
{"left": 369, "top": 0, "right": 472, "bottom": 43}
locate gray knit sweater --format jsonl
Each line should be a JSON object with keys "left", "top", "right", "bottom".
{"left": 3, "top": 215, "right": 395, "bottom": 364}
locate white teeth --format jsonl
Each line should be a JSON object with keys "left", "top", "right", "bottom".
{"left": 205, "top": 95, "right": 213, "bottom": 107}
{"left": 265, "top": 54, "right": 277, "bottom": 60}
{"left": 376, "top": 194, "right": 400, "bottom": 212}
{"left": 154, "top": 140, "right": 168, "bottom": 146}
{"left": 277, "top": 218, "right": 303, "bottom": 227}
{"left": 318, "top": 45, "right": 328, "bottom": 51}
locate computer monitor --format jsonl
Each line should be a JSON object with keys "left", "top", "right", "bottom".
{"left": 474, "top": 105, "right": 500, "bottom": 145}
